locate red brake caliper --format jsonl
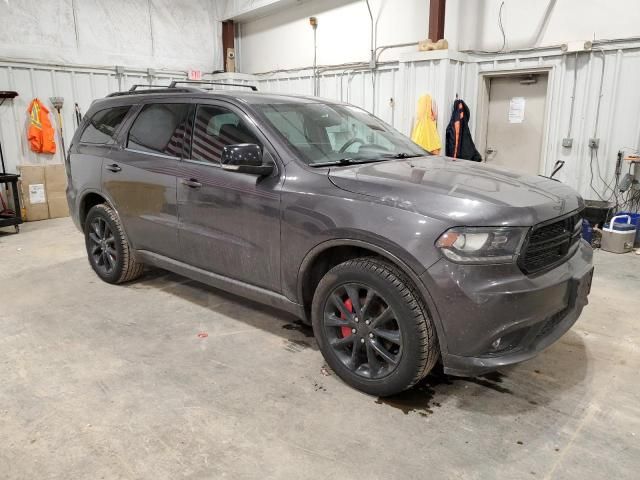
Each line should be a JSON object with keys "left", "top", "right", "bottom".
{"left": 340, "top": 298, "right": 353, "bottom": 338}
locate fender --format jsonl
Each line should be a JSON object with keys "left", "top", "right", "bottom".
{"left": 296, "top": 238, "right": 449, "bottom": 355}
{"left": 76, "top": 188, "right": 136, "bottom": 242}
{"left": 77, "top": 187, "right": 116, "bottom": 222}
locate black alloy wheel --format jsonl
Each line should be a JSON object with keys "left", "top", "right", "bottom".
{"left": 323, "top": 283, "right": 402, "bottom": 379}
{"left": 84, "top": 203, "right": 144, "bottom": 284}
{"left": 312, "top": 257, "right": 439, "bottom": 396}
{"left": 88, "top": 216, "right": 117, "bottom": 275}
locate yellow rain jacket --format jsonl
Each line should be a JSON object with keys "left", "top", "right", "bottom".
{"left": 411, "top": 94, "right": 441, "bottom": 154}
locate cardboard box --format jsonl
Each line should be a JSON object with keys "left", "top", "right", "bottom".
{"left": 47, "top": 196, "right": 69, "bottom": 219}
{"left": 45, "top": 164, "right": 69, "bottom": 219}
{"left": 18, "top": 165, "right": 49, "bottom": 221}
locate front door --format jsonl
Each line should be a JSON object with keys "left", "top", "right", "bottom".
{"left": 484, "top": 73, "right": 548, "bottom": 175}
{"left": 177, "top": 102, "right": 282, "bottom": 292}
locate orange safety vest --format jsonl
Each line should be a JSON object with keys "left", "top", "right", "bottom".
{"left": 27, "top": 98, "right": 56, "bottom": 154}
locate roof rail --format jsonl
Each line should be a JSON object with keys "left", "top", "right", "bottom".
{"left": 105, "top": 87, "right": 196, "bottom": 98}
{"left": 168, "top": 80, "right": 258, "bottom": 91}
{"left": 128, "top": 84, "right": 170, "bottom": 91}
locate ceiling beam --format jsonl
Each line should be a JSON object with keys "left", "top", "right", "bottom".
{"left": 222, "top": 20, "right": 235, "bottom": 72}
{"left": 428, "top": 0, "right": 446, "bottom": 41}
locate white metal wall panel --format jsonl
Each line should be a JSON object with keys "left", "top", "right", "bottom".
{"left": 0, "top": 62, "right": 186, "bottom": 174}
{"left": 217, "top": 43, "right": 640, "bottom": 200}
{"left": 3, "top": 42, "right": 640, "bottom": 202}
{"left": 231, "top": 66, "right": 400, "bottom": 128}
{"left": 468, "top": 46, "right": 640, "bottom": 201}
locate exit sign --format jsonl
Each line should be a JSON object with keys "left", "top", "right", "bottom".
{"left": 188, "top": 69, "right": 202, "bottom": 81}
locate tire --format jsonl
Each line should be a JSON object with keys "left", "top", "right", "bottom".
{"left": 84, "top": 203, "right": 144, "bottom": 284}
{"left": 311, "top": 257, "right": 439, "bottom": 397}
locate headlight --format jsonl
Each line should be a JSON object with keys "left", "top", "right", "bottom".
{"left": 435, "top": 227, "right": 528, "bottom": 264}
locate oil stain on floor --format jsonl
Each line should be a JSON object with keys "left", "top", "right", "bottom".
{"left": 281, "top": 320, "right": 314, "bottom": 338}
{"left": 374, "top": 368, "right": 453, "bottom": 416}
{"left": 375, "top": 369, "right": 510, "bottom": 416}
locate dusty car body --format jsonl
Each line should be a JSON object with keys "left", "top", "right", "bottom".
{"left": 66, "top": 86, "right": 593, "bottom": 395}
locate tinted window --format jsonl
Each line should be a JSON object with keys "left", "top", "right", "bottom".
{"left": 190, "top": 105, "right": 260, "bottom": 164}
{"left": 80, "top": 106, "right": 130, "bottom": 144}
{"left": 127, "top": 103, "right": 191, "bottom": 157}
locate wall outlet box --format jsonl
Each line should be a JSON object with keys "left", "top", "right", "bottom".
{"left": 589, "top": 138, "right": 600, "bottom": 149}
{"left": 562, "top": 138, "right": 573, "bottom": 148}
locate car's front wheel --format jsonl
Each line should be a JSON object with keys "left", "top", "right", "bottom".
{"left": 311, "top": 257, "right": 439, "bottom": 396}
{"left": 84, "top": 203, "right": 144, "bottom": 284}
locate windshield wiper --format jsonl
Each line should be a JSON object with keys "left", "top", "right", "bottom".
{"left": 308, "top": 153, "right": 423, "bottom": 168}
{"left": 380, "top": 152, "right": 423, "bottom": 159}
{"left": 308, "top": 157, "right": 388, "bottom": 168}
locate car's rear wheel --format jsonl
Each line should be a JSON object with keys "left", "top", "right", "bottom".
{"left": 311, "top": 257, "right": 439, "bottom": 396}
{"left": 85, "top": 203, "right": 144, "bottom": 284}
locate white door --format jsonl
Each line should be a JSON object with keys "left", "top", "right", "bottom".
{"left": 484, "top": 74, "right": 548, "bottom": 175}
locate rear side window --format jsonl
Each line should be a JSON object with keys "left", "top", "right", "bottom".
{"left": 80, "top": 106, "right": 130, "bottom": 144}
{"left": 190, "top": 105, "right": 260, "bottom": 164}
{"left": 127, "top": 103, "right": 191, "bottom": 157}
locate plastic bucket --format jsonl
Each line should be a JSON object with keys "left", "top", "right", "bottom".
{"left": 615, "top": 211, "right": 640, "bottom": 247}
{"left": 584, "top": 200, "right": 612, "bottom": 227}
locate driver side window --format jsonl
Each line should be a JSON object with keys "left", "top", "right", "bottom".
{"left": 190, "top": 105, "right": 261, "bottom": 164}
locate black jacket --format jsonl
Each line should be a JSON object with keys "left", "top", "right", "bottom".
{"left": 445, "top": 100, "right": 482, "bottom": 162}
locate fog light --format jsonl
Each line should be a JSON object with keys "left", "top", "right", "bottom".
{"left": 491, "top": 338, "right": 502, "bottom": 350}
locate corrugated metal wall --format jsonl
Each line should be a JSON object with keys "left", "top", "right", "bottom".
{"left": 217, "top": 42, "right": 640, "bottom": 201}
{"left": 463, "top": 45, "right": 640, "bottom": 200}
{"left": 3, "top": 40, "right": 640, "bottom": 203}
{"left": 0, "top": 60, "right": 187, "bottom": 174}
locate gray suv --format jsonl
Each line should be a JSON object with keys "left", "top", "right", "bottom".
{"left": 66, "top": 82, "right": 594, "bottom": 396}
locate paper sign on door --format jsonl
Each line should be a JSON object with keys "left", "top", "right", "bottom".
{"left": 508, "top": 97, "right": 526, "bottom": 123}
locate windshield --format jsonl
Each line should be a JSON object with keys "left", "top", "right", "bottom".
{"left": 256, "top": 103, "right": 428, "bottom": 166}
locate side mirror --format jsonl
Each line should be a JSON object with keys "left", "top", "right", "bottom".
{"left": 221, "top": 144, "right": 274, "bottom": 176}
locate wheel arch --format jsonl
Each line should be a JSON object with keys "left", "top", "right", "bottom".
{"left": 78, "top": 190, "right": 112, "bottom": 231}
{"left": 296, "top": 239, "right": 447, "bottom": 353}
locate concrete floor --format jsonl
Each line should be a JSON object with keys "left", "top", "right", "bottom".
{"left": 0, "top": 218, "right": 638, "bottom": 479}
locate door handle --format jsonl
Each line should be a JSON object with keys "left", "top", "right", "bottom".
{"left": 485, "top": 147, "right": 496, "bottom": 155}
{"left": 181, "top": 178, "right": 202, "bottom": 188}
{"left": 105, "top": 163, "right": 121, "bottom": 172}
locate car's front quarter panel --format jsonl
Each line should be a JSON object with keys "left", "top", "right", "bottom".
{"left": 279, "top": 164, "right": 451, "bottom": 303}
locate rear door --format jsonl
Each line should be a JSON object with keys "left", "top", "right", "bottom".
{"left": 70, "top": 105, "right": 131, "bottom": 215}
{"left": 177, "top": 101, "right": 282, "bottom": 291}
{"left": 104, "top": 100, "right": 191, "bottom": 258}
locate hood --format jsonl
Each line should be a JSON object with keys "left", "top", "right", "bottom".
{"left": 328, "top": 156, "right": 583, "bottom": 226}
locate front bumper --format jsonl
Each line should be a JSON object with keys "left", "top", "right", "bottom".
{"left": 421, "top": 240, "right": 594, "bottom": 376}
